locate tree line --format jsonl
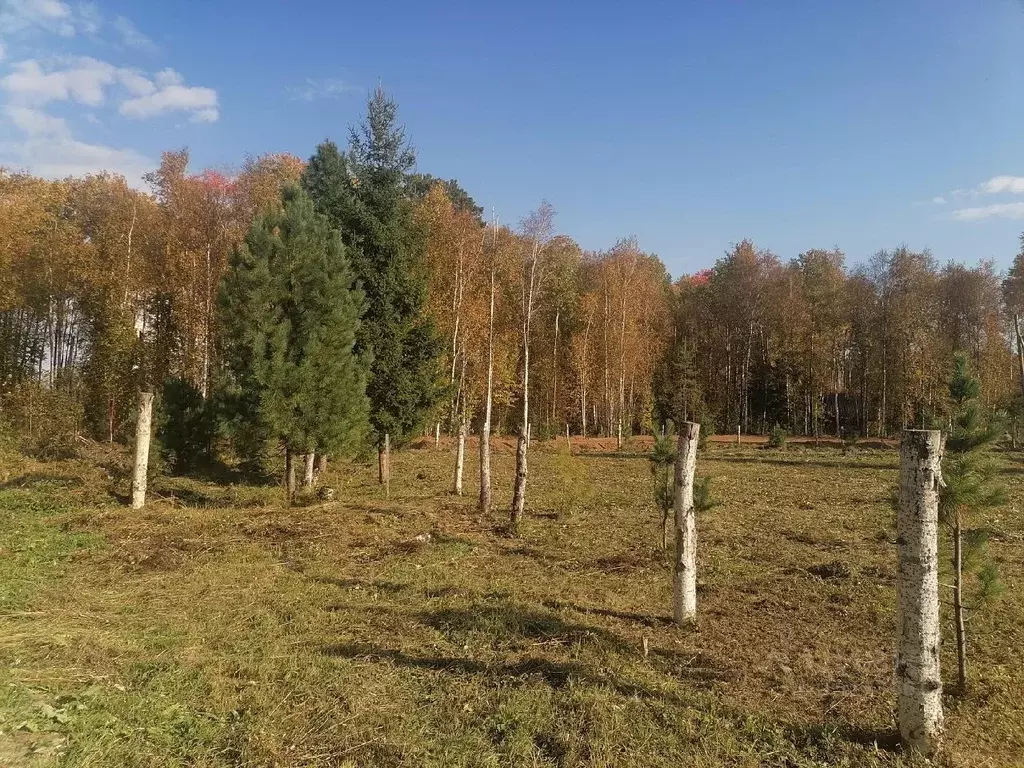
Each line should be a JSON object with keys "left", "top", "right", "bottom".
{"left": 4, "top": 88, "right": 1024, "bottom": 472}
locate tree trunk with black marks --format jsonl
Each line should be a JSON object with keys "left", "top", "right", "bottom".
{"left": 953, "top": 517, "right": 967, "bottom": 693}
{"left": 130, "top": 391, "right": 154, "bottom": 510}
{"left": 303, "top": 453, "right": 315, "bottom": 490}
{"left": 1015, "top": 314, "right": 1024, "bottom": 401}
{"left": 479, "top": 266, "right": 495, "bottom": 514}
{"left": 673, "top": 421, "right": 700, "bottom": 625}
{"left": 896, "top": 429, "right": 944, "bottom": 758}
{"left": 378, "top": 433, "right": 391, "bottom": 498}
{"left": 285, "top": 448, "right": 296, "bottom": 503}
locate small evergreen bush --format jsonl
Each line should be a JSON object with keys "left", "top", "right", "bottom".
{"left": 768, "top": 423, "right": 787, "bottom": 448}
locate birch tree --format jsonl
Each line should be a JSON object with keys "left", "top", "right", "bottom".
{"left": 896, "top": 429, "right": 944, "bottom": 757}
{"left": 510, "top": 202, "right": 555, "bottom": 532}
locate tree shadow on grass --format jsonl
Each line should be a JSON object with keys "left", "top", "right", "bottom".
{"left": 542, "top": 599, "right": 674, "bottom": 628}
{"left": 321, "top": 642, "right": 698, "bottom": 702}
{"left": 0, "top": 472, "right": 84, "bottom": 490}
{"left": 311, "top": 575, "right": 408, "bottom": 594}
{"left": 784, "top": 722, "right": 901, "bottom": 754}
{"left": 709, "top": 456, "right": 895, "bottom": 471}
{"left": 419, "top": 603, "right": 634, "bottom": 653}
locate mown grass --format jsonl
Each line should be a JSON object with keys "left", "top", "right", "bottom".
{"left": 0, "top": 438, "right": 1021, "bottom": 766}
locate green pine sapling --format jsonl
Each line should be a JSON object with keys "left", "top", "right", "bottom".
{"left": 650, "top": 423, "right": 716, "bottom": 549}
{"left": 650, "top": 427, "right": 675, "bottom": 549}
{"left": 940, "top": 352, "right": 1006, "bottom": 693}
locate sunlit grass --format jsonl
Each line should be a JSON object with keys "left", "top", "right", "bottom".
{"left": 0, "top": 438, "right": 1020, "bottom": 766}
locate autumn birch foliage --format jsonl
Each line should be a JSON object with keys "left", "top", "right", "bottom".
{"left": 896, "top": 429, "right": 944, "bottom": 758}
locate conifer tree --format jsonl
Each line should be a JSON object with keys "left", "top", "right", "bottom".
{"left": 218, "top": 185, "right": 368, "bottom": 496}
{"left": 940, "top": 352, "right": 1005, "bottom": 692}
{"left": 303, "top": 88, "right": 443, "bottom": 493}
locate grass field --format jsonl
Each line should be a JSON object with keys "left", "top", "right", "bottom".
{"left": 1, "top": 436, "right": 1022, "bottom": 767}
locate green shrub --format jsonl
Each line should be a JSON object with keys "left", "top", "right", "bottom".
{"left": 694, "top": 475, "right": 717, "bottom": 512}
{"left": 768, "top": 423, "right": 787, "bottom": 449}
{"left": 1, "top": 382, "right": 83, "bottom": 459}
{"left": 157, "top": 378, "right": 217, "bottom": 474}
{"left": 549, "top": 444, "right": 590, "bottom": 518}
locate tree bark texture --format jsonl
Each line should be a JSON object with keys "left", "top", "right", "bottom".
{"left": 303, "top": 453, "right": 315, "bottom": 490}
{"left": 130, "top": 391, "right": 154, "bottom": 510}
{"left": 896, "top": 429, "right": 944, "bottom": 758}
{"left": 673, "top": 421, "right": 700, "bottom": 625}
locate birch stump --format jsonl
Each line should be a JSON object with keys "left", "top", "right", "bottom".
{"left": 896, "top": 429, "right": 944, "bottom": 758}
{"left": 673, "top": 421, "right": 700, "bottom": 625}
{"left": 130, "top": 391, "right": 154, "bottom": 510}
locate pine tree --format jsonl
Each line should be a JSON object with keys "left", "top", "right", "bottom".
{"left": 218, "top": 185, "right": 368, "bottom": 497}
{"left": 940, "top": 352, "right": 1005, "bottom": 693}
{"left": 653, "top": 337, "right": 706, "bottom": 431}
{"left": 650, "top": 427, "right": 675, "bottom": 549}
{"left": 303, "top": 88, "right": 443, "bottom": 494}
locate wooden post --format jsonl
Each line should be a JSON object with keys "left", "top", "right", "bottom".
{"left": 896, "top": 429, "right": 944, "bottom": 757}
{"left": 434, "top": 421, "right": 441, "bottom": 450}
{"left": 130, "top": 391, "right": 154, "bottom": 510}
{"left": 673, "top": 421, "right": 700, "bottom": 625}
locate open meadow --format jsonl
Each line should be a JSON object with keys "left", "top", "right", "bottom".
{"left": 1, "top": 438, "right": 1022, "bottom": 767}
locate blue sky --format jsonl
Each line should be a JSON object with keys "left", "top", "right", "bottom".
{"left": 4, "top": 0, "right": 1024, "bottom": 277}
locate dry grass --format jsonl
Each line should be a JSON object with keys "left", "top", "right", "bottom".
{"left": 1, "top": 437, "right": 1022, "bottom": 766}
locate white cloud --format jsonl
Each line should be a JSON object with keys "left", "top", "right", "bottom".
{"left": 154, "top": 68, "right": 183, "bottom": 88}
{"left": 116, "top": 68, "right": 155, "bottom": 96}
{"left": 1, "top": 57, "right": 116, "bottom": 106}
{"left": 6, "top": 104, "right": 69, "bottom": 136}
{"left": 0, "top": 0, "right": 76, "bottom": 37}
{"left": 120, "top": 79, "right": 218, "bottom": 121}
{"left": 978, "top": 175, "right": 1024, "bottom": 195}
{"left": 191, "top": 107, "right": 218, "bottom": 123}
{"left": 1, "top": 59, "right": 219, "bottom": 121}
{"left": 931, "top": 196, "right": 946, "bottom": 205}
{"left": 951, "top": 202, "right": 1024, "bottom": 221}
{"left": 0, "top": 133, "right": 153, "bottom": 184}
{"left": 111, "top": 15, "right": 156, "bottom": 51}
{"left": 0, "top": 8, "right": 214, "bottom": 186}
{"left": 288, "top": 77, "right": 358, "bottom": 101}
{"left": 76, "top": 2, "right": 101, "bottom": 35}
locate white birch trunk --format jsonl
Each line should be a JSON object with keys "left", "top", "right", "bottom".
{"left": 673, "top": 421, "right": 700, "bottom": 625}
{"left": 435, "top": 421, "right": 440, "bottom": 449}
{"left": 479, "top": 265, "right": 495, "bottom": 514}
{"left": 380, "top": 433, "right": 391, "bottom": 498}
{"left": 303, "top": 453, "right": 315, "bottom": 490}
{"left": 453, "top": 411, "right": 466, "bottom": 496}
{"left": 130, "top": 391, "right": 154, "bottom": 510}
{"left": 896, "top": 429, "right": 944, "bottom": 758}
{"left": 285, "top": 449, "right": 296, "bottom": 503}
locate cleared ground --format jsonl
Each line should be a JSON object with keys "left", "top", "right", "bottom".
{"left": 1, "top": 437, "right": 1022, "bottom": 767}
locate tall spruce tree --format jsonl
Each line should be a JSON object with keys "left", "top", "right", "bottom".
{"left": 939, "top": 352, "right": 1005, "bottom": 692}
{"left": 303, "top": 87, "right": 443, "bottom": 493}
{"left": 218, "top": 185, "right": 368, "bottom": 497}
